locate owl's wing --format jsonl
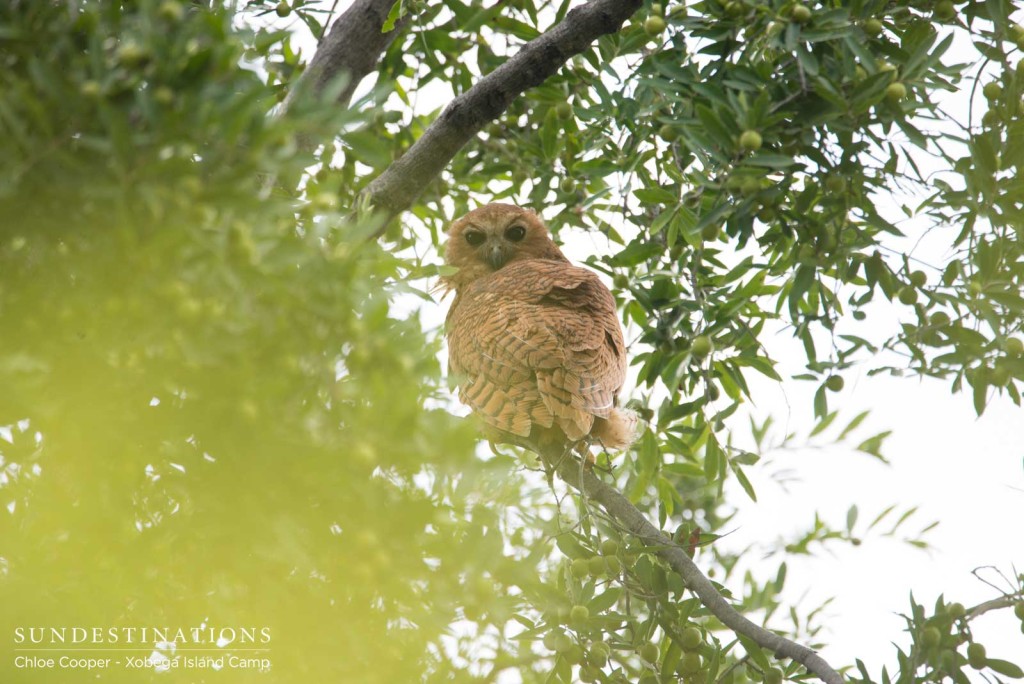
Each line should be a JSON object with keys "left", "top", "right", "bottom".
{"left": 447, "top": 259, "right": 626, "bottom": 442}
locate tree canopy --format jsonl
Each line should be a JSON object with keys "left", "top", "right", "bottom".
{"left": 1, "top": 1, "right": 1022, "bottom": 683}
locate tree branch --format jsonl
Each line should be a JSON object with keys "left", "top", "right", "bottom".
{"left": 543, "top": 446, "right": 845, "bottom": 684}
{"left": 284, "top": 0, "right": 408, "bottom": 112}
{"left": 363, "top": 0, "right": 643, "bottom": 226}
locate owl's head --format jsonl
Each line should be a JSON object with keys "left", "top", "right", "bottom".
{"left": 443, "top": 203, "right": 566, "bottom": 288}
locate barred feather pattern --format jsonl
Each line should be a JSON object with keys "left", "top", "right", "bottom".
{"left": 446, "top": 256, "right": 635, "bottom": 450}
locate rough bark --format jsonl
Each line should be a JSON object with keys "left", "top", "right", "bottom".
{"left": 284, "top": 0, "right": 407, "bottom": 112}
{"left": 363, "top": 0, "right": 644, "bottom": 226}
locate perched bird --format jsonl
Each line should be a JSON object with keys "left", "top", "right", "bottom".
{"left": 441, "top": 203, "right": 637, "bottom": 453}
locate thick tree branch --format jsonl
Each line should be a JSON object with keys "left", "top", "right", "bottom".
{"left": 363, "top": 0, "right": 643, "bottom": 226}
{"left": 285, "top": 0, "right": 407, "bottom": 112}
{"left": 540, "top": 446, "right": 845, "bottom": 684}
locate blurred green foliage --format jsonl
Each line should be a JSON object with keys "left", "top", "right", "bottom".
{"left": 1, "top": 1, "right": 1023, "bottom": 684}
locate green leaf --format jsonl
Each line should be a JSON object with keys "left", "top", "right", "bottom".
{"left": 809, "top": 410, "right": 838, "bottom": 437}
{"left": 987, "top": 659, "right": 1024, "bottom": 679}
{"left": 729, "top": 461, "right": 757, "bottom": 502}
{"left": 838, "top": 410, "right": 870, "bottom": 440}
{"left": 846, "top": 505, "right": 859, "bottom": 533}
{"left": 540, "top": 107, "right": 561, "bottom": 161}
{"left": 856, "top": 431, "right": 891, "bottom": 461}
{"left": 381, "top": 0, "right": 405, "bottom": 32}
{"left": 588, "top": 588, "right": 622, "bottom": 614}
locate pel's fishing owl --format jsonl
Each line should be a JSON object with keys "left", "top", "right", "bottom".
{"left": 442, "top": 203, "right": 637, "bottom": 451}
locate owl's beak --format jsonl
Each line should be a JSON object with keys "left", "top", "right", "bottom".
{"left": 487, "top": 244, "right": 510, "bottom": 270}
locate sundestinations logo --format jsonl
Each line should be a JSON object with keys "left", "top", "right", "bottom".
{"left": 14, "top": 625, "right": 271, "bottom": 646}
{"left": 12, "top": 626, "right": 272, "bottom": 674}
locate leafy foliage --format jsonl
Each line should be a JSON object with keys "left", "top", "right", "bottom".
{"left": 1, "top": 1, "right": 1022, "bottom": 684}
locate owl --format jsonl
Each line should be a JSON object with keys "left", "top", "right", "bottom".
{"left": 441, "top": 203, "right": 637, "bottom": 452}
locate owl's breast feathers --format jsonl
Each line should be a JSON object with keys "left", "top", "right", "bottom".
{"left": 446, "top": 258, "right": 633, "bottom": 447}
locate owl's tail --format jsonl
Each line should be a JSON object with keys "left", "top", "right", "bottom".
{"left": 592, "top": 408, "right": 642, "bottom": 451}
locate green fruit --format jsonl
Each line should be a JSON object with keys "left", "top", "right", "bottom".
{"left": 878, "top": 61, "right": 898, "bottom": 74}
{"left": 543, "top": 631, "right": 560, "bottom": 651}
{"left": 863, "top": 18, "right": 883, "bottom": 36}
{"left": 933, "top": 0, "right": 956, "bottom": 20}
{"left": 601, "top": 539, "right": 619, "bottom": 556}
{"left": 1014, "top": 601, "right": 1024, "bottom": 620}
{"left": 739, "top": 129, "right": 763, "bottom": 151}
{"left": 154, "top": 86, "right": 174, "bottom": 105}
{"left": 117, "top": 42, "right": 149, "bottom": 66}
{"left": 825, "top": 375, "right": 845, "bottom": 392}
{"left": 797, "top": 243, "right": 817, "bottom": 263}
{"left": 604, "top": 555, "right": 621, "bottom": 574}
{"left": 680, "top": 626, "right": 702, "bottom": 650}
{"left": 564, "top": 644, "right": 585, "bottom": 665}
{"left": 275, "top": 1, "right": 291, "bottom": 17}
{"left": 588, "top": 641, "right": 611, "bottom": 666}
{"left": 726, "top": 1, "right": 746, "bottom": 17}
{"left": 930, "top": 311, "right": 951, "bottom": 327}
{"left": 909, "top": 270, "right": 927, "bottom": 287}
{"left": 990, "top": 364, "right": 1010, "bottom": 386}
{"left": 570, "top": 605, "right": 590, "bottom": 625}
{"left": 80, "top": 80, "right": 102, "bottom": 98}
{"left": 947, "top": 602, "right": 966, "bottom": 619}
{"left": 588, "top": 556, "right": 607, "bottom": 577}
{"left": 702, "top": 224, "right": 721, "bottom": 241}
{"left": 651, "top": 3, "right": 664, "bottom": 14}
{"left": 579, "top": 666, "right": 600, "bottom": 683}
{"left": 825, "top": 175, "right": 847, "bottom": 192}
{"left": 554, "top": 632, "right": 575, "bottom": 653}
{"left": 158, "top": 1, "right": 184, "bottom": 21}
{"left": 644, "top": 15, "right": 667, "bottom": 36}
{"left": 691, "top": 335, "right": 714, "bottom": 357}
{"left": 886, "top": 82, "right": 908, "bottom": 101}
{"left": 560, "top": 177, "right": 576, "bottom": 193}
{"left": 639, "top": 641, "right": 660, "bottom": 663}
{"left": 764, "top": 668, "right": 784, "bottom": 684}
{"left": 571, "top": 558, "right": 591, "bottom": 578}
{"left": 922, "top": 626, "right": 941, "bottom": 648}
{"left": 678, "top": 651, "right": 702, "bottom": 675}
{"left": 741, "top": 177, "right": 762, "bottom": 195}
{"left": 791, "top": 4, "right": 812, "bottom": 23}
{"left": 967, "top": 642, "right": 987, "bottom": 669}
{"left": 555, "top": 102, "right": 574, "bottom": 120}
{"left": 983, "top": 82, "right": 1002, "bottom": 101}
{"left": 898, "top": 287, "right": 918, "bottom": 305}
{"left": 659, "top": 124, "right": 679, "bottom": 142}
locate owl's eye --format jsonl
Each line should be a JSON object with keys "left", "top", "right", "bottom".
{"left": 464, "top": 230, "right": 486, "bottom": 246}
{"left": 505, "top": 225, "right": 526, "bottom": 242}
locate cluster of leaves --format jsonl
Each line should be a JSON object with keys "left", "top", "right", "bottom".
{"left": 852, "top": 591, "right": 1024, "bottom": 684}
{"left": 1, "top": 3, "right": 506, "bottom": 682}
{"left": 2, "top": 1, "right": 1023, "bottom": 684}
{"left": 301, "top": 0, "right": 1024, "bottom": 681}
